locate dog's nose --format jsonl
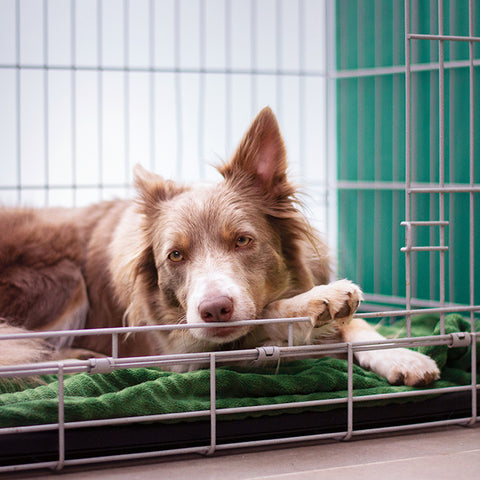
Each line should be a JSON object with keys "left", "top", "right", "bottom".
{"left": 198, "top": 296, "right": 234, "bottom": 322}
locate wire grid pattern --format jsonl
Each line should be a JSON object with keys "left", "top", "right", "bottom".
{"left": 336, "top": 0, "right": 480, "bottom": 312}
{"left": 0, "top": 0, "right": 479, "bottom": 473}
{"left": 0, "top": 0, "right": 335, "bottom": 244}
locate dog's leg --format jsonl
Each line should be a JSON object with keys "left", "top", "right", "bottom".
{"left": 341, "top": 318, "right": 440, "bottom": 386}
{"left": 261, "top": 280, "right": 439, "bottom": 386}
{"left": 261, "top": 279, "right": 363, "bottom": 344}
{"left": 0, "top": 323, "right": 53, "bottom": 366}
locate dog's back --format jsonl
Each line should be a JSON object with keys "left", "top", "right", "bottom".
{"left": 0, "top": 202, "right": 139, "bottom": 363}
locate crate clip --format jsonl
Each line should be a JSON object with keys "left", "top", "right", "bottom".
{"left": 256, "top": 346, "right": 280, "bottom": 363}
{"left": 89, "top": 357, "right": 115, "bottom": 374}
{"left": 449, "top": 332, "right": 471, "bottom": 348}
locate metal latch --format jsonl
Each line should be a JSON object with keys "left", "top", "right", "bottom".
{"left": 449, "top": 332, "right": 471, "bottom": 348}
{"left": 89, "top": 357, "right": 115, "bottom": 374}
{"left": 256, "top": 346, "right": 281, "bottom": 363}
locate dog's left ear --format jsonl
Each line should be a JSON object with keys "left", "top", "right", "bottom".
{"left": 133, "top": 164, "right": 185, "bottom": 217}
{"left": 218, "top": 107, "right": 289, "bottom": 197}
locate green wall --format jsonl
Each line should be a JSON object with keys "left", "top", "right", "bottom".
{"left": 336, "top": 0, "right": 480, "bottom": 306}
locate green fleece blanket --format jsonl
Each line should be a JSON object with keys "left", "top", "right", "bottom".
{"left": 0, "top": 314, "right": 478, "bottom": 428}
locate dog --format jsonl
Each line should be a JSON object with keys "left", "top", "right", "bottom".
{"left": 0, "top": 107, "right": 439, "bottom": 386}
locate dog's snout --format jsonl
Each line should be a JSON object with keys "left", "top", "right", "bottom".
{"left": 198, "top": 296, "right": 234, "bottom": 322}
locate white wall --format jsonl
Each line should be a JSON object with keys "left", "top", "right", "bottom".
{"left": 0, "top": 0, "right": 336, "bottom": 247}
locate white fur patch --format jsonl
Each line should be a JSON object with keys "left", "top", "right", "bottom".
{"left": 186, "top": 268, "right": 256, "bottom": 343}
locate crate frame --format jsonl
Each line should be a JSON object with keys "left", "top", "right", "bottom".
{"left": 0, "top": 0, "right": 479, "bottom": 473}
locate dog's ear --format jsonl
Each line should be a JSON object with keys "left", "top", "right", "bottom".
{"left": 218, "top": 107, "right": 289, "bottom": 197}
{"left": 133, "top": 164, "right": 184, "bottom": 216}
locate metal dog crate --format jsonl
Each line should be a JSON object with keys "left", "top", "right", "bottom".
{"left": 0, "top": 0, "right": 479, "bottom": 473}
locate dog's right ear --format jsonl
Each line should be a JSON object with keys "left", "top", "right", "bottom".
{"left": 218, "top": 107, "right": 290, "bottom": 200}
{"left": 133, "top": 164, "right": 185, "bottom": 217}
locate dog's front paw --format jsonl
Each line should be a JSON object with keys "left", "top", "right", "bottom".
{"left": 358, "top": 348, "right": 440, "bottom": 387}
{"left": 308, "top": 280, "right": 363, "bottom": 327}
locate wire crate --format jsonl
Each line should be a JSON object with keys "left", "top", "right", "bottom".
{"left": 0, "top": 0, "right": 479, "bottom": 473}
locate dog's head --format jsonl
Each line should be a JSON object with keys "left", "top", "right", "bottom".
{"left": 132, "top": 107, "right": 328, "bottom": 345}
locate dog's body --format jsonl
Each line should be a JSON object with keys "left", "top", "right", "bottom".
{"left": 0, "top": 108, "right": 439, "bottom": 386}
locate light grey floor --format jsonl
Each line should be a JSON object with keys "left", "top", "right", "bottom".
{"left": 7, "top": 424, "right": 480, "bottom": 479}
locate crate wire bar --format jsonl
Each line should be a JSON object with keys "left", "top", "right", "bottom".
{"left": 0, "top": 0, "right": 479, "bottom": 473}
{"left": 0, "top": 312, "right": 479, "bottom": 473}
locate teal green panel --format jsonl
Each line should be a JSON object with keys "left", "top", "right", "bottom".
{"left": 335, "top": 0, "right": 480, "bottom": 307}
{"left": 338, "top": 190, "right": 358, "bottom": 280}
{"left": 337, "top": 78, "right": 359, "bottom": 181}
{"left": 336, "top": 0, "right": 359, "bottom": 70}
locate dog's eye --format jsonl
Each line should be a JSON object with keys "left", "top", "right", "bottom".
{"left": 168, "top": 250, "right": 184, "bottom": 262}
{"left": 235, "top": 236, "right": 253, "bottom": 248}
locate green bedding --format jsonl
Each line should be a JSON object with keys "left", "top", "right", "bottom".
{"left": 0, "top": 314, "right": 478, "bottom": 428}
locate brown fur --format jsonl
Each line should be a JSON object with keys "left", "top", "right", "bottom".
{"left": 0, "top": 108, "right": 440, "bottom": 386}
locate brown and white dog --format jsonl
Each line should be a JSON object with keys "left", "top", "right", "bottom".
{"left": 0, "top": 107, "right": 439, "bottom": 386}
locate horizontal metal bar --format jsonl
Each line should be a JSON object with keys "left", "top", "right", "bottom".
{"left": 1, "top": 331, "right": 477, "bottom": 379}
{"left": 4, "top": 181, "right": 478, "bottom": 194}
{"left": 0, "top": 57, "right": 478, "bottom": 82}
{"left": 2, "top": 415, "right": 477, "bottom": 474}
{"left": 352, "top": 417, "right": 476, "bottom": 438}
{"left": 0, "top": 461, "right": 61, "bottom": 474}
{"left": 408, "top": 33, "right": 480, "bottom": 43}
{"left": 0, "top": 411, "right": 212, "bottom": 436}
{"left": 0, "top": 317, "right": 311, "bottom": 342}
{"left": 401, "top": 221, "right": 449, "bottom": 227}
{"left": 352, "top": 385, "right": 478, "bottom": 403}
{"left": 0, "top": 183, "right": 131, "bottom": 191}
{"left": 2, "top": 384, "right": 476, "bottom": 438}
{"left": 337, "top": 180, "right": 407, "bottom": 191}
{"left": 63, "top": 445, "right": 212, "bottom": 468}
{"left": 356, "top": 304, "right": 480, "bottom": 319}
{"left": 214, "top": 430, "right": 345, "bottom": 451}
{"left": 408, "top": 185, "right": 480, "bottom": 193}
{"left": 334, "top": 58, "right": 480, "bottom": 79}
{"left": 337, "top": 180, "right": 480, "bottom": 193}
{"left": 0, "top": 63, "right": 329, "bottom": 78}
{"left": 362, "top": 293, "right": 468, "bottom": 310}
{"left": 401, "top": 246, "right": 449, "bottom": 252}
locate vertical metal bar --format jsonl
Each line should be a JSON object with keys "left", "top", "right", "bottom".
{"left": 288, "top": 321, "right": 293, "bottom": 347}
{"left": 198, "top": 0, "right": 206, "bottom": 179}
{"left": 343, "top": 342, "right": 354, "bottom": 440}
{"left": 112, "top": 333, "right": 118, "bottom": 359}
{"left": 97, "top": 0, "right": 104, "bottom": 199}
{"left": 55, "top": 363, "right": 66, "bottom": 471}
{"left": 250, "top": 0, "right": 257, "bottom": 115}
{"left": 471, "top": 335, "right": 477, "bottom": 425}
{"left": 275, "top": 0, "right": 283, "bottom": 119}
{"left": 356, "top": 0, "right": 364, "bottom": 289}
{"left": 149, "top": 0, "right": 156, "bottom": 172}
{"left": 298, "top": 0, "right": 306, "bottom": 185}
{"left": 392, "top": 1, "right": 400, "bottom": 299}
{"left": 174, "top": 0, "right": 182, "bottom": 180}
{"left": 429, "top": 4, "right": 437, "bottom": 302}
{"left": 468, "top": 0, "right": 477, "bottom": 426}
{"left": 225, "top": 0, "right": 232, "bottom": 154}
{"left": 15, "top": 0, "right": 21, "bottom": 204}
{"left": 438, "top": 0, "right": 446, "bottom": 335}
{"left": 71, "top": 0, "right": 77, "bottom": 206}
{"left": 326, "top": 0, "right": 337, "bottom": 260}
{"left": 404, "top": 0, "right": 412, "bottom": 337}
{"left": 208, "top": 353, "right": 217, "bottom": 455}
{"left": 373, "top": 0, "right": 380, "bottom": 295}
{"left": 43, "top": 0, "right": 49, "bottom": 206}
{"left": 124, "top": 0, "right": 130, "bottom": 186}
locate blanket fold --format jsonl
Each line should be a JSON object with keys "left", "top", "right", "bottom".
{"left": 0, "top": 314, "right": 478, "bottom": 428}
